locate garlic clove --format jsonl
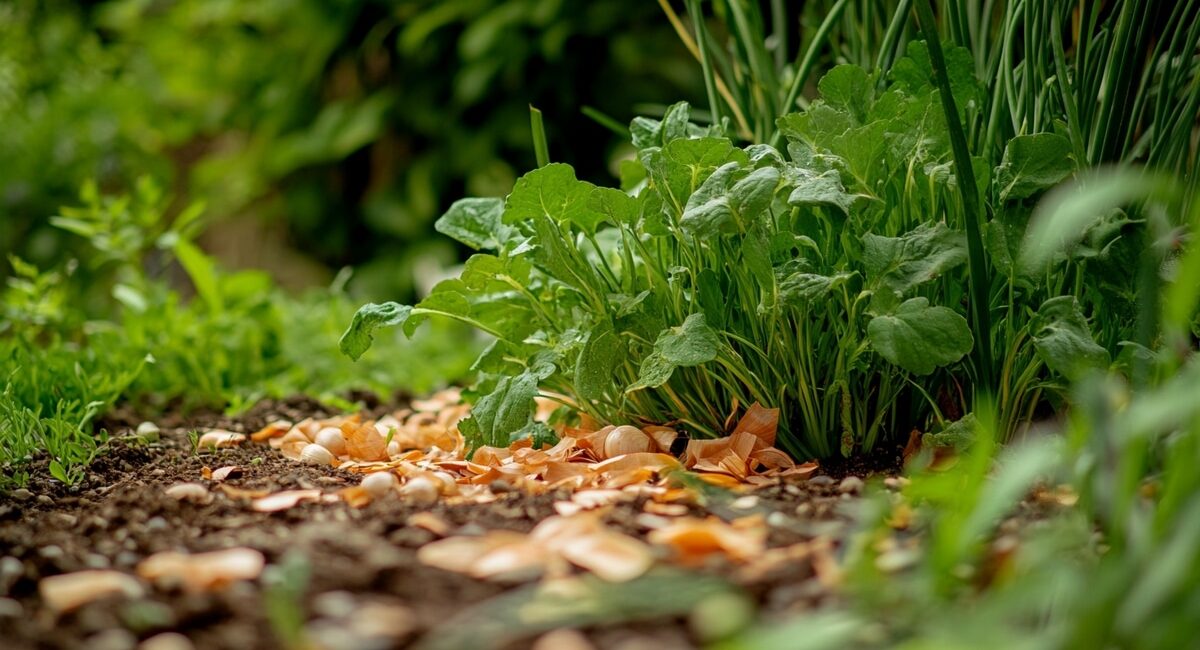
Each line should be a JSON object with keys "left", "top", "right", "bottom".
{"left": 361, "top": 472, "right": 398, "bottom": 499}
{"left": 400, "top": 476, "right": 439, "bottom": 506}
{"left": 604, "top": 425, "right": 655, "bottom": 458}
{"left": 299, "top": 443, "right": 335, "bottom": 466}
{"left": 313, "top": 427, "right": 347, "bottom": 456}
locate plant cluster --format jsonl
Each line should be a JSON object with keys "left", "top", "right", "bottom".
{"left": 1, "top": 179, "right": 479, "bottom": 488}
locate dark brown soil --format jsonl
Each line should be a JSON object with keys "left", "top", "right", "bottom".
{"left": 1, "top": 401, "right": 874, "bottom": 650}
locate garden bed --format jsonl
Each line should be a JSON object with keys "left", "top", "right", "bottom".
{"left": 0, "top": 397, "right": 905, "bottom": 650}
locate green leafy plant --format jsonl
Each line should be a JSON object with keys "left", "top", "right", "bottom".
{"left": 344, "top": 40, "right": 1010, "bottom": 459}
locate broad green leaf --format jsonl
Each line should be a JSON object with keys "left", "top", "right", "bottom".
{"left": 994, "top": 133, "right": 1075, "bottom": 202}
{"left": 776, "top": 106, "right": 855, "bottom": 154}
{"left": 630, "top": 102, "right": 695, "bottom": 150}
{"left": 778, "top": 271, "right": 855, "bottom": 306}
{"left": 986, "top": 205, "right": 1032, "bottom": 279}
{"left": 504, "top": 163, "right": 598, "bottom": 233}
{"left": 863, "top": 222, "right": 967, "bottom": 301}
{"left": 742, "top": 222, "right": 777, "bottom": 314}
{"left": 921, "top": 413, "right": 977, "bottom": 450}
{"left": 681, "top": 165, "right": 779, "bottom": 237}
{"left": 817, "top": 64, "right": 876, "bottom": 124}
{"left": 406, "top": 281, "right": 472, "bottom": 336}
{"left": 889, "top": 40, "right": 980, "bottom": 119}
{"left": 458, "top": 370, "right": 541, "bottom": 450}
{"left": 783, "top": 165, "right": 858, "bottom": 214}
{"left": 729, "top": 166, "right": 780, "bottom": 224}
{"left": 435, "top": 197, "right": 510, "bottom": 251}
{"left": 1030, "top": 296, "right": 1109, "bottom": 378}
{"left": 867, "top": 297, "right": 973, "bottom": 375}
{"left": 681, "top": 162, "right": 742, "bottom": 237}
{"left": 588, "top": 187, "right": 638, "bottom": 228}
{"left": 575, "top": 321, "right": 625, "bottom": 402}
{"left": 627, "top": 314, "right": 721, "bottom": 392}
{"left": 646, "top": 137, "right": 748, "bottom": 217}
{"left": 460, "top": 254, "right": 530, "bottom": 291}
{"left": 339, "top": 302, "right": 413, "bottom": 360}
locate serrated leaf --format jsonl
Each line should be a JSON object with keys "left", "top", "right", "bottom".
{"left": 626, "top": 314, "right": 720, "bottom": 392}
{"left": 681, "top": 165, "right": 779, "bottom": 237}
{"left": 818, "top": 64, "right": 877, "bottom": 124}
{"left": 434, "top": 197, "right": 509, "bottom": 250}
{"left": 995, "top": 134, "right": 1074, "bottom": 202}
{"left": 1030, "top": 296, "right": 1109, "bottom": 378}
{"left": 863, "top": 222, "right": 967, "bottom": 300}
{"left": 778, "top": 271, "right": 855, "bottom": 306}
{"left": 646, "top": 137, "right": 748, "bottom": 217}
{"left": 339, "top": 302, "right": 413, "bottom": 360}
{"left": 459, "top": 371, "right": 541, "bottom": 450}
{"left": 867, "top": 297, "right": 973, "bottom": 375}
{"left": 589, "top": 187, "right": 638, "bottom": 228}
{"left": 783, "top": 165, "right": 858, "bottom": 214}
{"left": 504, "top": 163, "right": 599, "bottom": 233}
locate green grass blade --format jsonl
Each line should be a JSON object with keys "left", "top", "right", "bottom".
{"left": 913, "top": 0, "right": 994, "bottom": 393}
{"left": 529, "top": 105, "right": 550, "bottom": 168}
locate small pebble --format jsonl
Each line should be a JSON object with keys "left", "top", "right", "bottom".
{"left": 883, "top": 477, "right": 903, "bottom": 490}
{"left": 312, "top": 590, "right": 358, "bottom": 619}
{"left": 115, "top": 551, "right": 140, "bottom": 568}
{"left": 838, "top": 476, "right": 864, "bottom": 494}
{"left": 11, "top": 488, "right": 32, "bottom": 501}
{"left": 50, "top": 513, "right": 78, "bottom": 528}
{"left": 766, "top": 511, "right": 790, "bottom": 527}
{"left": 139, "top": 633, "right": 193, "bottom": 650}
{"left": 794, "top": 502, "right": 813, "bottom": 517}
{"left": 39, "top": 545, "right": 64, "bottom": 560}
{"left": 0, "top": 597, "right": 23, "bottom": 618}
{"left": 0, "top": 557, "right": 23, "bottom": 595}
{"left": 807, "top": 475, "right": 835, "bottom": 487}
{"left": 84, "top": 553, "right": 111, "bottom": 569}
{"left": 36, "top": 495, "right": 53, "bottom": 506}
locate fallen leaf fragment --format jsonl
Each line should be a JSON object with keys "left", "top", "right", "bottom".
{"left": 164, "top": 483, "right": 212, "bottom": 504}
{"left": 343, "top": 421, "right": 389, "bottom": 461}
{"left": 418, "top": 513, "right": 653, "bottom": 583}
{"left": 338, "top": 485, "right": 372, "bottom": 508}
{"left": 217, "top": 484, "right": 270, "bottom": 500}
{"left": 408, "top": 512, "right": 452, "bottom": 536}
{"left": 648, "top": 516, "right": 767, "bottom": 565}
{"left": 197, "top": 430, "right": 246, "bottom": 450}
{"left": 39, "top": 570, "right": 144, "bottom": 613}
{"left": 251, "top": 489, "right": 322, "bottom": 513}
{"left": 210, "top": 465, "right": 242, "bottom": 482}
{"left": 250, "top": 420, "right": 292, "bottom": 442}
{"left": 137, "top": 547, "right": 265, "bottom": 592}
{"left": 417, "top": 531, "right": 537, "bottom": 578}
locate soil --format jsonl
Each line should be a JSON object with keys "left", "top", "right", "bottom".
{"left": 0, "top": 399, "right": 897, "bottom": 650}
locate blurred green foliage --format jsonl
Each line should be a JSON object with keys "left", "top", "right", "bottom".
{"left": 1, "top": 0, "right": 701, "bottom": 299}
{"left": 1, "top": 179, "right": 480, "bottom": 488}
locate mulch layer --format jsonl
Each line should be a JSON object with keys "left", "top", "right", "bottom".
{"left": 0, "top": 398, "right": 899, "bottom": 650}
